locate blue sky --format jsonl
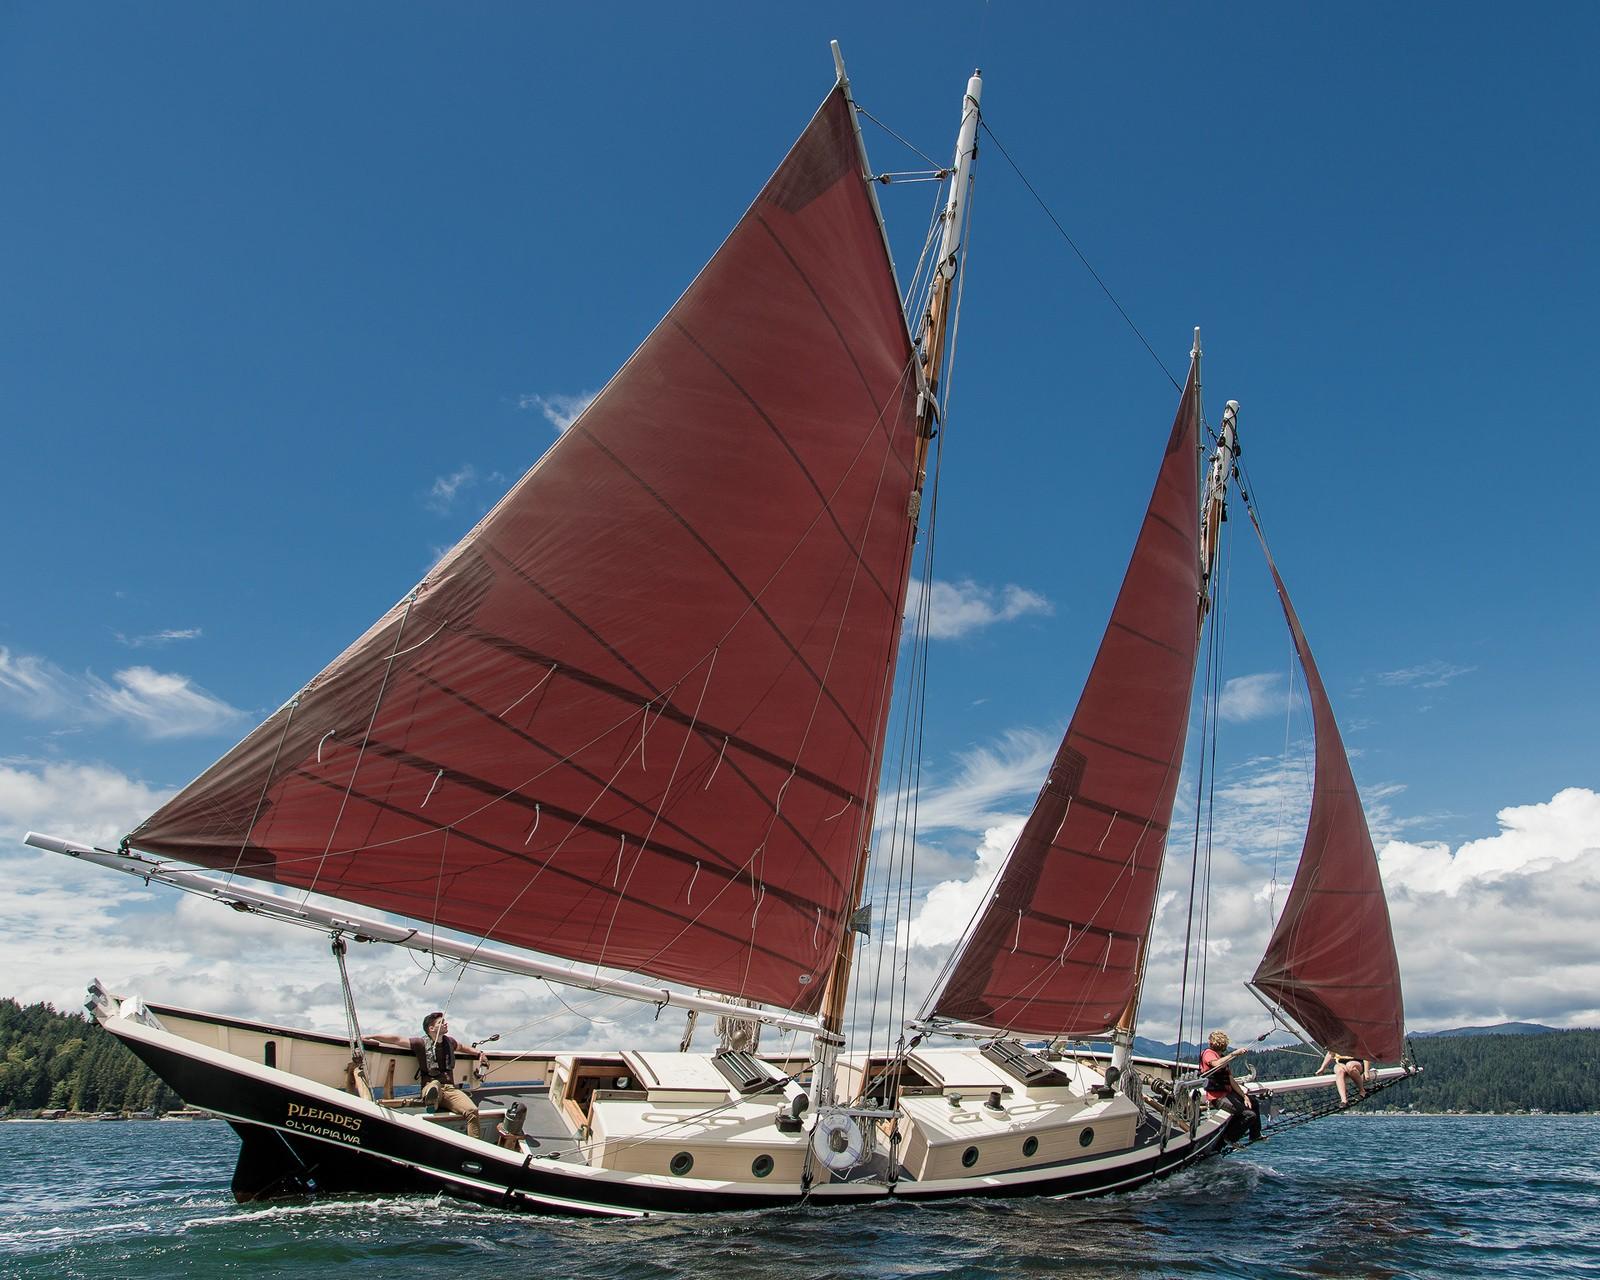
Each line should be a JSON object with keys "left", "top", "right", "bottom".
{"left": 3, "top": 4, "right": 1597, "bottom": 1045}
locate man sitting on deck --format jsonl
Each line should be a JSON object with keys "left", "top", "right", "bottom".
{"left": 372, "top": 1012, "right": 490, "bottom": 1139}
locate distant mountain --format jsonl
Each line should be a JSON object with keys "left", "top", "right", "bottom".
{"left": 1412, "top": 1021, "right": 1561, "bottom": 1038}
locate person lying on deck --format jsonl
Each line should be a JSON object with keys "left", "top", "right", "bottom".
{"left": 1316, "top": 1049, "right": 1371, "bottom": 1105}
{"left": 1199, "top": 1030, "right": 1263, "bottom": 1142}
{"left": 371, "top": 1012, "right": 491, "bottom": 1139}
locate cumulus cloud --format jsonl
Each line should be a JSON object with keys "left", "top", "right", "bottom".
{"left": 8, "top": 732, "right": 1596, "bottom": 1054}
{"left": 519, "top": 391, "right": 597, "bottom": 434}
{"left": 1217, "top": 672, "right": 1289, "bottom": 723}
{"left": 905, "top": 819, "right": 1021, "bottom": 948}
{"left": 0, "top": 648, "right": 245, "bottom": 739}
{"left": 904, "top": 578, "right": 1052, "bottom": 641}
{"left": 890, "top": 719, "right": 1600, "bottom": 1043}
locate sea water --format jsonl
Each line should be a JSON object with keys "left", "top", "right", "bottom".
{"left": 2, "top": 1115, "right": 1597, "bottom": 1278}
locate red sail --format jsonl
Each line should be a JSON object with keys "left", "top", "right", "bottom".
{"left": 1249, "top": 522, "right": 1405, "bottom": 1062}
{"left": 129, "top": 88, "right": 921, "bottom": 1016}
{"left": 932, "top": 365, "right": 1201, "bottom": 1037}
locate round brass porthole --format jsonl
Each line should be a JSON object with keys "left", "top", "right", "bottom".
{"left": 961, "top": 1145, "right": 979, "bottom": 1168}
{"left": 1078, "top": 1127, "right": 1095, "bottom": 1148}
{"left": 1022, "top": 1136, "right": 1039, "bottom": 1158}
{"left": 670, "top": 1151, "right": 694, "bottom": 1176}
{"left": 751, "top": 1154, "right": 775, "bottom": 1178}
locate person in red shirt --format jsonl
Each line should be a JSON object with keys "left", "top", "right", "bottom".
{"left": 1199, "top": 1030, "right": 1262, "bottom": 1142}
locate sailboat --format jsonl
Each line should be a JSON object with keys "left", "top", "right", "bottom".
{"left": 27, "top": 46, "right": 1412, "bottom": 1217}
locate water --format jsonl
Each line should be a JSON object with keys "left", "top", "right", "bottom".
{"left": 3, "top": 1116, "right": 1597, "bottom": 1278}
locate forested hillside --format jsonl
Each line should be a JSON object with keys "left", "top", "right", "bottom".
{"left": 1240, "top": 1029, "right": 1600, "bottom": 1113}
{"left": 0, "top": 1000, "right": 180, "bottom": 1113}
{"left": 3, "top": 996, "right": 1597, "bottom": 1116}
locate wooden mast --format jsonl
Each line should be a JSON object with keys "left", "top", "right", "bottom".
{"left": 811, "top": 58, "right": 983, "bottom": 1107}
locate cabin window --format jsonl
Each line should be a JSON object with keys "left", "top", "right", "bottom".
{"left": 670, "top": 1151, "right": 694, "bottom": 1176}
{"left": 1079, "top": 1127, "right": 1095, "bottom": 1148}
{"left": 263, "top": 1040, "right": 276, "bottom": 1069}
{"left": 1022, "top": 1136, "right": 1039, "bottom": 1158}
{"left": 751, "top": 1154, "right": 774, "bottom": 1178}
{"left": 961, "top": 1145, "right": 979, "bottom": 1168}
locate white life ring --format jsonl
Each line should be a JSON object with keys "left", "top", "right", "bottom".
{"left": 811, "top": 1109, "right": 866, "bottom": 1174}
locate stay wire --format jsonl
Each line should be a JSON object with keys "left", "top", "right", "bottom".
{"left": 979, "top": 119, "right": 1182, "bottom": 394}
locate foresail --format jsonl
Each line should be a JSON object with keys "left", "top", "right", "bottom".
{"left": 1248, "top": 517, "right": 1405, "bottom": 1062}
{"left": 128, "top": 87, "right": 921, "bottom": 1017}
{"left": 931, "top": 365, "right": 1201, "bottom": 1038}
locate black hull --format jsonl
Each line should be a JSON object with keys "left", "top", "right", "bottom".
{"left": 114, "top": 1019, "right": 1231, "bottom": 1218}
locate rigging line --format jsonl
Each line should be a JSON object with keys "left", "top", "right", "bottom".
{"left": 501, "top": 662, "right": 558, "bottom": 718}
{"left": 591, "top": 651, "right": 720, "bottom": 977}
{"left": 902, "top": 178, "right": 949, "bottom": 320}
{"left": 978, "top": 119, "right": 1182, "bottom": 394}
{"left": 855, "top": 103, "right": 944, "bottom": 170}
{"left": 315, "top": 350, "right": 918, "bottom": 905}
{"left": 1270, "top": 600, "right": 1299, "bottom": 922}
{"left": 304, "top": 595, "right": 417, "bottom": 904}
{"left": 1197, "top": 522, "right": 1235, "bottom": 1042}
{"left": 1174, "top": 587, "right": 1220, "bottom": 1070}
{"left": 859, "top": 499, "right": 934, "bottom": 1062}
{"left": 224, "top": 693, "right": 299, "bottom": 891}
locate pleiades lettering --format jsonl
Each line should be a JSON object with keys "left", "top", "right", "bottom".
{"left": 284, "top": 1102, "right": 364, "bottom": 1145}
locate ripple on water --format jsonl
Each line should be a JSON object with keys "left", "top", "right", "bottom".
{"left": 5, "top": 1116, "right": 1600, "bottom": 1278}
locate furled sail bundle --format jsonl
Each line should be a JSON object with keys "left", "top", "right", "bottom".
{"left": 1248, "top": 518, "right": 1406, "bottom": 1062}
{"left": 128, "top": 87, "right": 922, "bottom": 1015}
{"left": 931, "top": 363, "right": 1201, "bottom": 1037}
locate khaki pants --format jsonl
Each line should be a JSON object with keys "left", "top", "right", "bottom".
{"left": 423, "top": 1082, "right": 481, "bottom": 1135}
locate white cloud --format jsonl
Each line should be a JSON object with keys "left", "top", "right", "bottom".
{"left": 904, "top": 578, "right": 1052, "bottom": 641}
{"left": 1217, "top": 672, "right": 1288, "bottom": 723}
{"left": 88, "top": 666, "right": 247, "bottom": 739}
{"left": 519, "top": 391, "right": 597, "bottom": 434}
{"left": 114, "top": 628, "right": 202, "bottom": 649}
{"left": 905, "top": 819, "right": 1021, "bottom": 948}
{"left": 888, "top": 727, "right": 1055, "bottom": 833}
{"left": 8, "top": 741, "right": 1597, "bottom": 1057}
{"left": 0, "top": 648, "right": 245, "bottom": 739}
{"left": 1379, "top": 787, "right": 1600, "bottom": 897}
{"left": 1376, "top": 661, "right": 1475, "bottom": 689}
{"left": 425, "top": 464, "right": 478, "bottom": 513}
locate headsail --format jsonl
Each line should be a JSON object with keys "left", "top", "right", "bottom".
{"left": 128, "top": 86, "right": 922, "bottom": 1017}
{"left": 930, "top": 362, "right": 1201, "bottom": 1037}
{"left": 1247, "top": 515, "right": 1405, "bottom": 1062}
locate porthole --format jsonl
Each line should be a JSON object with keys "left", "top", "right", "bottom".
{"left": 461, "top": 1160, "right": 483, "bottom": 1175}
{"left": 670, "top": 1150, "right": 695, "bottom": 1176}
{"left": 1079, "top": 1127, "right": 1095, "bottom": 1148}
{"left": 751, "top": 1154, "right": 775, "bottom": 1179}
{"left": 1022, "top": 1136, "right": 1039, "bottom": 1158}
{"left": 961, "top": 1145, "right": 979, "bottom": 1168}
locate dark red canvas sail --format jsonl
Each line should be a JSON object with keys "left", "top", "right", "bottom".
{"left": 1248, "top": 516, "right": 1405, "bottom": 1062}
{"left": 931, "top": 365, "right": 1201, "bottom": 1037}
{"left": 129, "top": 87, "right": 922, "bottom": 1016}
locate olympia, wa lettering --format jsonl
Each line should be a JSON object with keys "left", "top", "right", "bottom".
{"left": 284, "top": 1101, "right": 364, "bottom": 1145}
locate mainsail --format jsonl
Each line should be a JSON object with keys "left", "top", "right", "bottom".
{"left": 1248, "top": 517, "right": 1406, "bottom": 1062}
{"left": 930, "top": 364, "right": 1201, "bottom": 1037}
{"left": 128, "top": 86, "right": 922, "bottom": 1016}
